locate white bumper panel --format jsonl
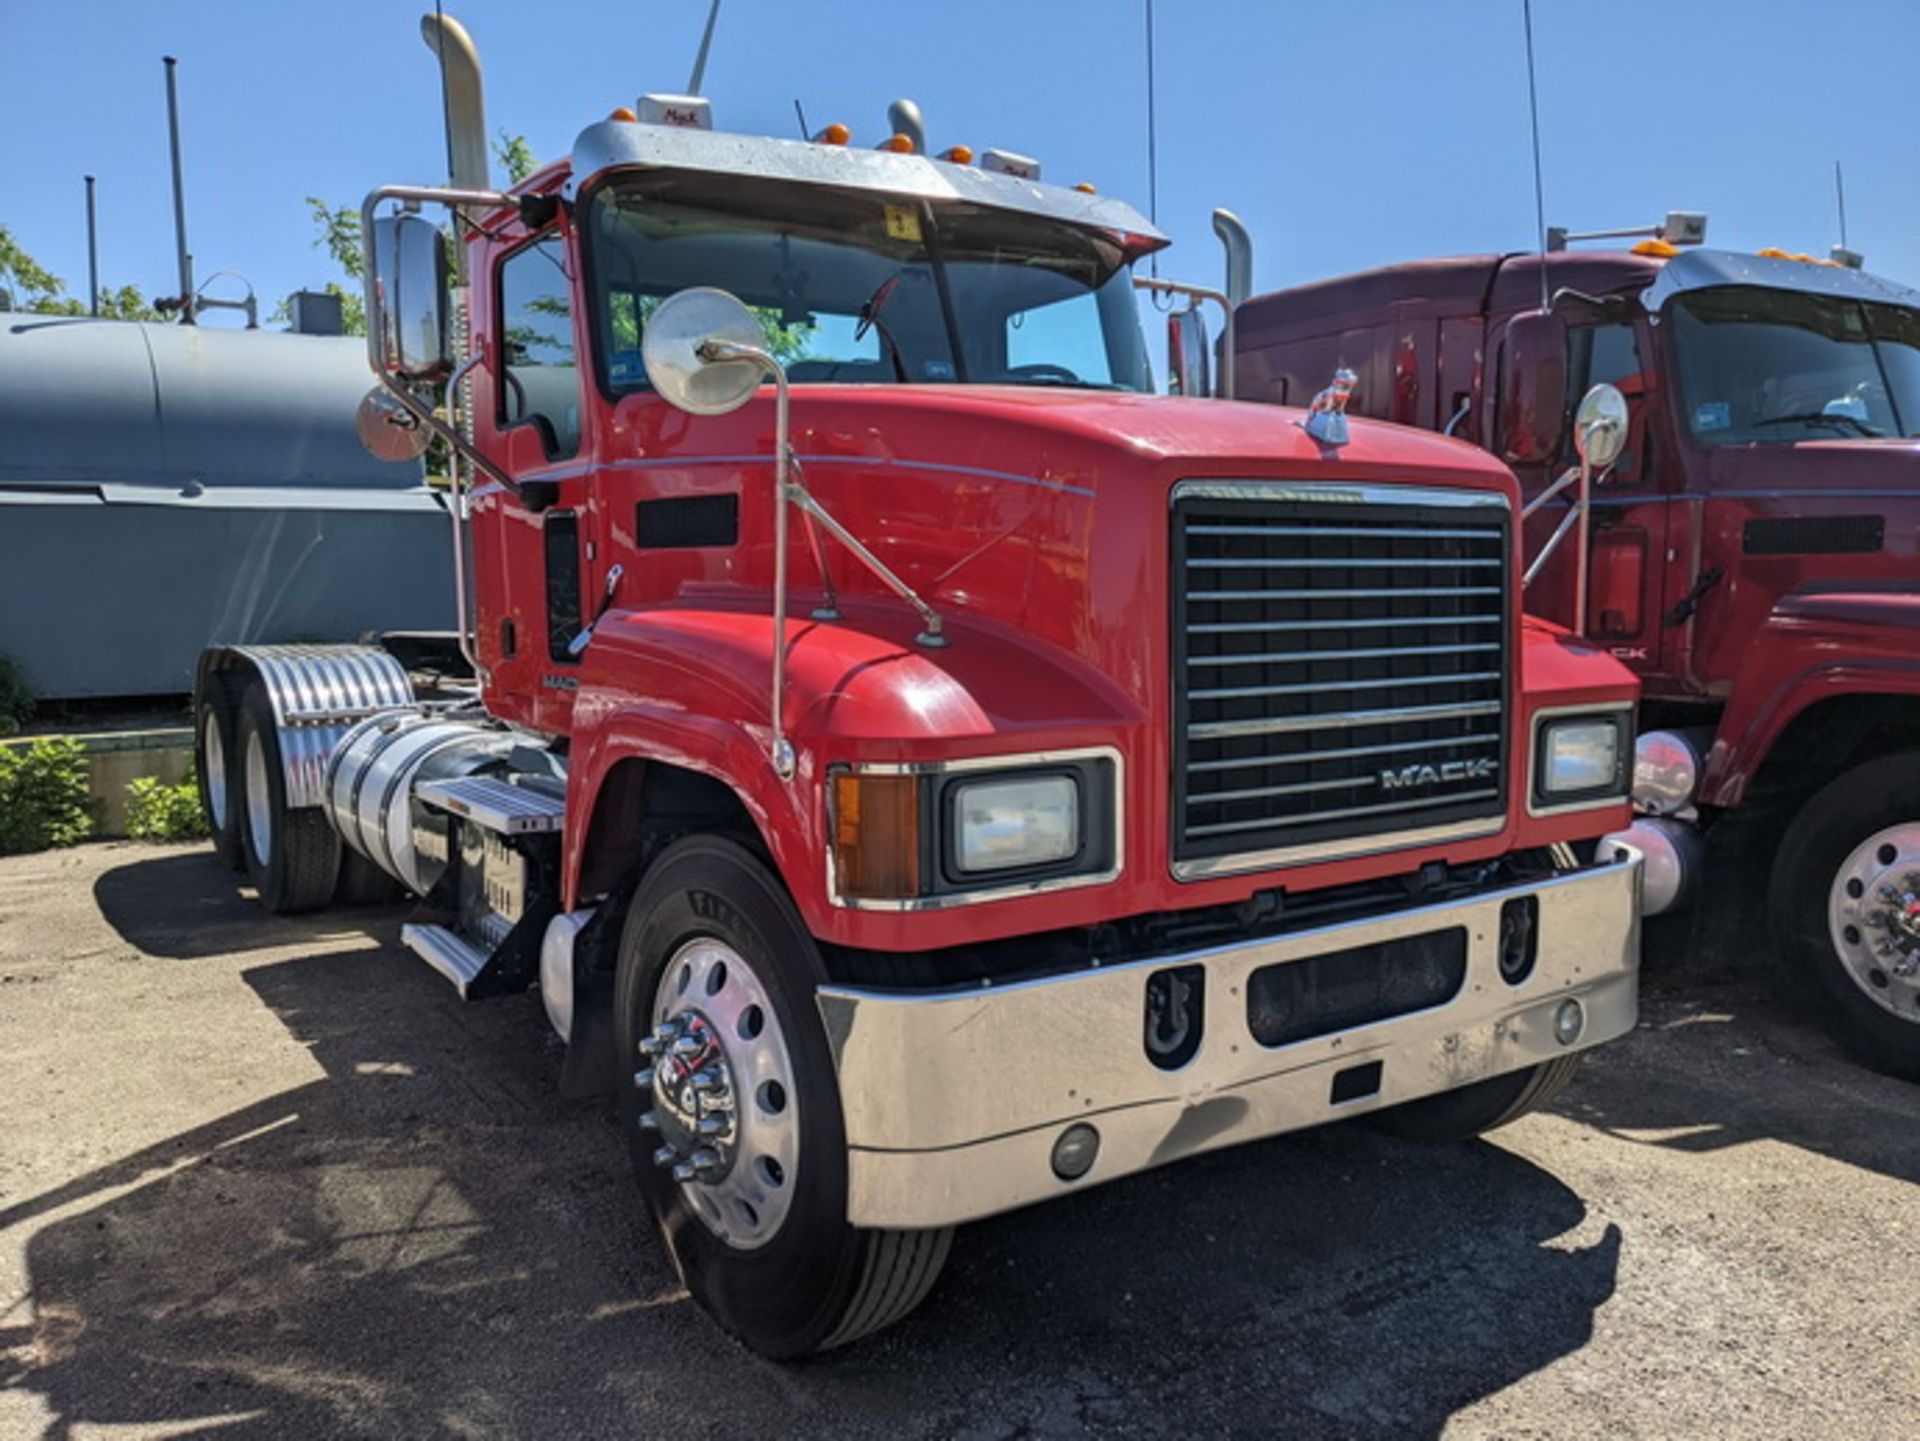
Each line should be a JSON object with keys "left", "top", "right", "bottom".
{"left": 817, "top": 850, "right": 1642, "bottom": 1229}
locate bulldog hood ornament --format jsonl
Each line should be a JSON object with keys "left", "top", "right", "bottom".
{"left": 1303, "top": 367, "right": 1358, "bottom": 448}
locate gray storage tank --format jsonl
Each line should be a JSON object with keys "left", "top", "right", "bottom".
{"left": 0, "top": 316, "right": 454, "bottom": 699}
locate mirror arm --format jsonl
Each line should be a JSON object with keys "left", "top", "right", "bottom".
{"left": 786, "top": 485, "right": 945, "bottom": 647}
{"left": 1133, "top": 277, "right": 1236, "bottom": 399}
{"left": 438, "top": 352, "right": 488, "bottom": 679}
{"left": 1521, "top": 463, "right": 1580, "bottom": 520}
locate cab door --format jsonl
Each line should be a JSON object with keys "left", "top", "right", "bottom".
{"left": 1569, "top": 318, "right": 1676, "bottom": 678}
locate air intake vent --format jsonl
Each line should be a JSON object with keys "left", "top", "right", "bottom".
{"left": 1172, "top": 481, "right": 1511, "bottom": 878}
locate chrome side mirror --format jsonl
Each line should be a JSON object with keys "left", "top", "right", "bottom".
{"left": 1168, "top": 305, "right": 1212, "bottom": 398}
{"left": 355, "top": 387, "right": 429, "bottom": 462}
{"left": 370, "top": 213, "right": 452, "bottom": 384}
{"left": 642, "top": 287, "right": 768, "bottom": 415}
{"left": 1575, "top": 383, "right": 1629, "bottom": 475}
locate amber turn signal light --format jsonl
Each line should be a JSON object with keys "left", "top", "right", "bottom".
{"left": 881, "top": 132, "right": 915, "bottom": 154}
{"left": 831, "top": 772, "right": 921, "bottom": 900}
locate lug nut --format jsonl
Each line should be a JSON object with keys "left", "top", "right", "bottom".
{"left": 632, "top": 1069, "right": 653, "bottom": 1090}
{"left": 671, "top": 1160, "right": 698, "bottom": 1182}
{"left": 671, "top": 1034, "right": 704, "bottom": 1058}
{"left": 689, "top": 1148, "right": 721, "bottom": 1174}
{"left": 695, "top": 1116, "right": 727, "bottom": 1137}
{"left": 652, "top": 1145, "right": 680, "bottom": 1168}
{"left": 638, "top": 1110, "right": 661, "bottom": 1132}
{"left": 689, "top": 1069, "right": 719, "bottom": 1092}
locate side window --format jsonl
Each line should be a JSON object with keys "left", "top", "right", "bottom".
{"left": 1566, "top": 322, "right": 1646, "bottom": 481}
{"left": 499, "top": 236, "right": 581, "bottom": 458}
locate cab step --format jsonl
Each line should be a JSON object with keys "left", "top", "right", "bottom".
{"left": 415, "top": 774, "right": 566, "bottom": 835}
{"left": 400, "top": 922, "right": 491, "bottom": 997}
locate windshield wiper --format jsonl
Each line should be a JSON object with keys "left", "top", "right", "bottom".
{"left": 1755, "top": 411, "right": 1884, "bottom": 438}
{"left": 854, "top": 276, "right": 911, "bottom": 383}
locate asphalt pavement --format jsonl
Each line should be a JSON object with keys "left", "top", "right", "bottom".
{"left": 1, "top": 841, "right": 1915, "bottom": 1439}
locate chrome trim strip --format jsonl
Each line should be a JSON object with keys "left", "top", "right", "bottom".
{"left": 1190, "top": 613, "right": 1503, "bottom": 635}
{"left": 825, "top": 746, "right": 1123, "bottom": 911}
{"left": 1172, "top": 480, "right": 1513, "bottom": 510}
{"left": 1188, "top": 732, "right": 1500, "bottom": 774}
{"left": 1187, "top": 787, "right": 1502, "bottom": 838}
{"left": 595, "top": 451, "right": 1098, "bottom": 499}
{"left": 1191, "top": 642, "right": 1502, "bottom": 669}
{"left": 822, "top": 850, "right": 1642, "bottom": 1228}
{"left": 1191, "top": 670, "right": 1502, "bottom": 702}
{"left": 1187, "top": 556, "right": 1503, "bottom": 570}
{"left": 1191, "top": 699, "right": 1503, "bottom": 741}
{"left": 1188, "top": 585, "right": 1503, "bottom": 602}
{"left": 1525, "top": 703, "right": 1637, "bottom": 819}
{"left": 1186, "top": 523, "right": 1504, "bottom": 541}
{"left": 1172, "top": 814, "right": 1506, "bottom": 879}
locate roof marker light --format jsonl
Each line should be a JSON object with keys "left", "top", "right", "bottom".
{"left": 938, "top": 145, "right": 974, "bottom": 165}
{"left": 814, "top": 122, "right": 852, "bottom": 146}
{"left": 1630, "top": 238, "right": 1677, "bottom": 258}
{"left": 1074, "top": 182, "right": 1097, "bottom": 195}
{"left": 879, "top": 132, "right": 915, "bottom": 154}
{"left": 609, "top": 106, "right": 638, "bottom": 122}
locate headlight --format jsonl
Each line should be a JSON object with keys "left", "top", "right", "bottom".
{"left": 952, "top": 774, "right": 1080, "bottom": 873}
{"left": 1532, "top": 710, "right": 1631, "bottom": 808}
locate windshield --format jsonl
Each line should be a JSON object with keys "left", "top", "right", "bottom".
{"left": 1669, "top": 287, "right": 1920, "bottom": 444}
{"left": 584, "top": 172, "right": 1151, "bottom": 395}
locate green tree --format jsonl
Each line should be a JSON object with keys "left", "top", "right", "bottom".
{"left": 273, "top": 196, "right": 367, "bottom": 335}
{"left": 495, "top": 131, "right": 538, "bottom": 185}
{"left": 1, "top": 224, "right": 159, "bottom": 319}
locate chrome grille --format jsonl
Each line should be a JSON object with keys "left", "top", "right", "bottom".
{"left": 1172, "top": 482, "right": 1511, "bottom": 874}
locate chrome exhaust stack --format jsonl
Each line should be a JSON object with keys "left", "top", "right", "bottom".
{"left": 420, "top": 12, "right": 490, "bottom": 192}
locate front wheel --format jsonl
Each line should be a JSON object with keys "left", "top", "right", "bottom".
{"left": 615, "top": 835, "right": 951, "bottom": 1358}
{"left": 1369, "top": 1054, "right": 1583, "bottom": 1142}
{"left": 1770, "top": 753, "right": 1920, "bottom": 1082}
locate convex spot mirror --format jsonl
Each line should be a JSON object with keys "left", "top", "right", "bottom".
{"left": 355, "top": 387, "right": 429, "bottom": 463}
{"left": 1574, "top": 383, "right": 1629, "bottom": 474}
{"left": 643, "top": 287, "right": 769, "bottom": 416}
{"left": 1168, "top": 306, "right": 1212, "bottom": 398}
{"left": 371, "top": 213, "right": 452, "bottom": 384}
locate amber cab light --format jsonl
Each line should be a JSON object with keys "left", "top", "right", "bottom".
{"left": 881, "top": 132, "right": 915, "bottom": 154}
{"left": 832, "top": 772, "right": 920, "bottom": 900}
{"left": 609, "top": 106, "right": 638, "bottom": 122}
{"left": 816, "top": 122, "right": 852, "bottom": 146}
{"left": 939, "top": 145, "right": 974, "bottom": 165}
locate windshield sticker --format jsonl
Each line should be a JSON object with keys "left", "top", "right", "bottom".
{"left": 922, "top": 359, "right": 953, "bottom": 380}
{"left": 1694, "top": 401, "right": 1730, "bottom": 432}
{"left": 884, "top": 205, "right": 923, "bottom": 244}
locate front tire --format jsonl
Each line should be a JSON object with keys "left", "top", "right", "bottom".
{"left": 1770, "top": 753, "right": 1920, "bottom": 1082}
{"left": 236, "top": 684, "right": 340, "bottom": 915}
{"left": 1369, "top": 1054, "right": 1583, "bottom": 1142}
{"left": 615, "top": 835, "right": 950, "bottom": 1358}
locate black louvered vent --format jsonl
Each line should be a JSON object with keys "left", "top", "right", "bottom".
{"left": 1172, "top": 482, "right": 1512, "bottom": 872}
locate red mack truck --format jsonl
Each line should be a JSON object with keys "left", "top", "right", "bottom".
{"left": 190, "top": 15, "right": 1643, "bottom": 1356}
{"left": 1229, "top": 219, "right": 1920, "bottom": 1080}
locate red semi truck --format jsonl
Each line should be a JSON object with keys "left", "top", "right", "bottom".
{"left": 192, "top": 15, "right": 1642, "bottom": 1355}
{"left": 1230, "top": 225, "right": 1920, "bottom": 1079}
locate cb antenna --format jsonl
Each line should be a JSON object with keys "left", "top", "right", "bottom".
{"left": 1521, "top": 0, "right": 1550, "bottom": 314}
{"left": 688, "top": 0, "right": 722, "bottom": 94}
{"left": 1834, "top": 160, "right": 1849, "bottom": 249}
{"left": 1143, "top": 0, "right": 1160, "bottom": 278}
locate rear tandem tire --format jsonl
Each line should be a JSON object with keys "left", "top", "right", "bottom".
{"left": 196, "top": 695, "right": 244, "bottom": 872}
{"left": 236, "top": 683, "right": 341, "bottom": 915}
{"left": 1368, "top": 1054, "right": 1583, "bottom": 1142}
{"left": 615, "top": 835, "right": 952, "bottom": 1358}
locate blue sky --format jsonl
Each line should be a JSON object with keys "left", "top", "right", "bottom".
{"left": 5, "top": 1, "right": 1916, "bottom": 326}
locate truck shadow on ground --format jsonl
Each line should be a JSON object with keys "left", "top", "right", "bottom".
{"left": 14, "top": 850, "right": 1635, "bottom": 1436}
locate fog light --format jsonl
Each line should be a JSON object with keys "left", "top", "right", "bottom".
{"left": 1553, "top": 998, "right": 1585, "bottom": 1047}
{"left": 1050, "top": 1123, "right": 1100, "bottom": 1181}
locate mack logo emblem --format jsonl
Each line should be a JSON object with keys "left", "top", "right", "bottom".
{"left": 1379, "top": 756, "right": 1497, "bottom": 789}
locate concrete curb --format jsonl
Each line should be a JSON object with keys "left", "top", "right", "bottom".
{"left": 1, "top": 727, "right": 194, "bottom": 838}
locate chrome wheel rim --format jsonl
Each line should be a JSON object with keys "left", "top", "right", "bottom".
{"left": 202, "top": 713, "right": 228, "bottom": 831}
{"left": 1826, "top": 822, "right": 1920, "bottom": 1022}
{"left": 244, "top": 729, "right": 273, "bottom": 865}
{"left": 638, "top": 936, "right": 799, "bottom": 1250}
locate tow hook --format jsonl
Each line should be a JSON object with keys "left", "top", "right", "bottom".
{"left": 1144, "top": 964, "right": 1205, "bottom": 1070}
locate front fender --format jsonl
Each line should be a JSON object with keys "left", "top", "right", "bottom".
{"left": 562, "top": 599, "right": 1142, "bottom": 934}
{"left": 1700, "top": 587, "right": 1920, "bottom": 808}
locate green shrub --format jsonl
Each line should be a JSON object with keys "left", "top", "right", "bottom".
{"left": 0, "top": 655, "right": 31, "bottom": 737}
{"left": 0, "top": 738, "right": 93, "bottom": 854}
{"left": 126, "top": 770, "right": 211, "bottom": 843}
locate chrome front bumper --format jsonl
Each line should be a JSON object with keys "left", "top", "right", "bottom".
{"left": 817, "top": 850, "right": 1642, "bottom": 1229}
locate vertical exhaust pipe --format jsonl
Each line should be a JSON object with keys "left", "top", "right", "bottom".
{"left": 1212, "top": 209, "right": 1252, "bottom": 307}
{"left": 420, "top": 12, "right": 490, "bottom": 192}
{"left": 163, "top": 56, "right": 194, "bottom": 324}
{"left": 84, "top": 175, "right": 99, "bottom": 317}
{"left": 887, "top": 98, "right": 926, "bottom": 154}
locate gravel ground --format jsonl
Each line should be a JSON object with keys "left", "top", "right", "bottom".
{"left": 1, "top": 841, "right": 1915, "bottom": 1439}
